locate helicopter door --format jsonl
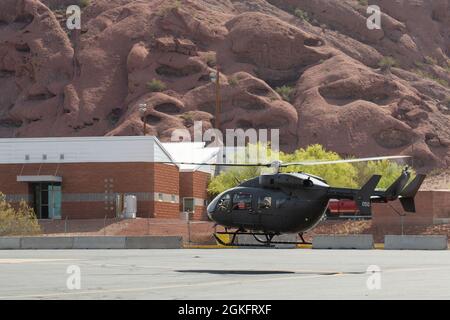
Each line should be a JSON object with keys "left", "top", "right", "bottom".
{"left": 231, "top": 192, "right": 256, "bottom": 226}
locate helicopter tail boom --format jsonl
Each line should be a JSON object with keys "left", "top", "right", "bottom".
{"left": 327, "top": 175, "right": 381, "bottom": 215}
{"left": 328, "top": 172, "right": 426, "bottom": 215}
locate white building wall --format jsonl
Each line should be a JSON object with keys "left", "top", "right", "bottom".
{"left": 0, "top": 136, "right": 173, "bottom": 164}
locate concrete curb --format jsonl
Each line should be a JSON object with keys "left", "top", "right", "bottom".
{"left": 0, "top": 236, "right": 183, "bottom": 249}
{"left": 21, "top": 237, "right": 74, "bottom": 249}
{"left": 0, "top": 237, "right": 22, "bottom": 249}
{"left": 312, "top": 235, "right": 374, "bottom": 249}
{"left": 384, "top": 235, "right": 448, "bottom": 250}
{"left": 73, "top": 236, "right": 125, "bottom": 249}
{"left": 126, "top": 236, "right": 182, "bottom": 249}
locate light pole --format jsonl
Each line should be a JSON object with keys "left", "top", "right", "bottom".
{"left": 139, "top": 103, "right": 148, "bottom": 136}
{"left": 209, "top": 66, "right": 221, "bottom": 132}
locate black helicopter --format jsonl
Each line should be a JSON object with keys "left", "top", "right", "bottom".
{"left": 160, "top": 156, "right": 426, "bottom": 247}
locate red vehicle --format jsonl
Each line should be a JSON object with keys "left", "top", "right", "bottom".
{"left": 326, "top": 199, "right": 368, "bottom": 219}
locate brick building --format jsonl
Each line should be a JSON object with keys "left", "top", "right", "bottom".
{"left": 0, "top": 136, "right": 218, "bottom": 221}
{"left": 373, "top": 190, "right": 450, "bottom": 226}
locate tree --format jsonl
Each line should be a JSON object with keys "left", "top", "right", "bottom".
{"left": 207, "top": 144, "right": 359, "bottom": 195}
{"left": 207, "top": 144, "right": 412, "bottom": 196}
{"left": 208, "top": 166, "right": 261, "bottom": 196}
{"left": 354, "top": 160, "right": 414, "bottom": 189}
{"left": 279, "top": 144, "right": 359, "bottom": 188}
{"left": 207, "top": 143, "right": 280, "bottom": 196}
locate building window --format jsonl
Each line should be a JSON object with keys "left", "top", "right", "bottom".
{"left": 25, "top": 154, "right": 30, "bottom": 161}
{"left": 60, "top": 154, "right": 64, "bottom": 160}
{"left": 171, "top": 195, "right": 176, "bottom": 203}
{"left": 42, "top": 154, "right": 47, "bottom": 160}
{"left": 183, "top": 198, "right": 194, "bottom": 213}
{"left": 158, "top": 193, "right": 163, "bottom": 202}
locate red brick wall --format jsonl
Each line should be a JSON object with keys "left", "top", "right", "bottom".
{"left": 0, "top": 164, "right": 30, "bottom": 194}
{"left": 153, "top": 163, "right": 179, "bottom": 195}
{"left": 433, "top": 191, "right": 450, "bottom": 220}
{"left": 372, "top": 191, "right": 450, "bottom": 226}
{"left": 192, "top": 171, "right": 210, "bottom": 200}
{"left": 179, "top": 171, "right": 210, "bottom": 220}
{"left": 0, "top": 162, "right": 180, "bottom": 220}
{"left": 154, "top": 202, "right": 180, "bottom": 219}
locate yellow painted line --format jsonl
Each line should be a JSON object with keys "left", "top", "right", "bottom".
{"left": 183, "top": 244, "right": 237, "bottom": 249}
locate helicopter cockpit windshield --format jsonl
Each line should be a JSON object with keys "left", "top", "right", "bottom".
{"left": 217, "top": 193, "right": 231, "bottom": 212}
{"left": 232, "top": 193, "right": 253, "bottom": 210}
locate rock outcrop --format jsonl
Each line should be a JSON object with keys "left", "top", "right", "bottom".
{"left": 0, "top": 0, "right": 449, "bottom": 171}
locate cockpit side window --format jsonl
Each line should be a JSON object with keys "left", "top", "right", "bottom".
{"left": 232, "top": 193, "right": 253, "bottom": 210}
{"left": 217, "top": 194, "right": 231, "bottom": 212}
{"left": 258, "top": 196, "right": 272, "bottom": 209}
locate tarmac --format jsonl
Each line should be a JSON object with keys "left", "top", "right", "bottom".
{"left": 0, "top": 249, "right": 449, "bottom": 299}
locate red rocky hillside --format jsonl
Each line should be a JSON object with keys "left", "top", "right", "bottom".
{"left": 0, "top": 0, "right": 449, "bottom": 171}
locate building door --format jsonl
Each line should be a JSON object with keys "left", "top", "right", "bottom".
{"left": 32, "top": 183, "right": 62, "bottom": 219}
{"left": 48, "top": 184, "right": 62, "bottom": 219}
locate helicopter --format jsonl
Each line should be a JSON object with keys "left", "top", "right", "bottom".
{"left": 159, "top": 156, "right": 426, "bottom": 247}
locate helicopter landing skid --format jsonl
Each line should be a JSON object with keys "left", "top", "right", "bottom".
{"left": 213, "top": 230, "right": 311, "bottom": 247}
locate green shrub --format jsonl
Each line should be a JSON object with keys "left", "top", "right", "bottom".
{"left": 0, "top": 193, "right": 41, "bottom": 236}
{"left": 147, "top": 79, "right": 166, "bottom": 92}
{"left": 228, "top": 77, "right": 238, "bottom": 86}
{"left": 205, "top": 53, "right": 217, "bottom": 68}
{"left": 180, "top": 112, "right": 195, "bottom": 126}
{"left": 424, "top": 56, "right": 437, "bottom": 65}
{"left": 444, "top": 60, "right": 450, "bottom": 72}
{"left": 414, "top": 70, "right": 449, "bottom": 88}
{"left": 275, "top": 85, "right": 294, "bottom": 102}
{"left": 294, "top": 8, "right": 310, "bottom": 22}
{"left": 378, "top": 56, "right": 397, "bottom": 71}
{"left": 444, "top": 97, "right": 450, "bottom": 108}
{"left": 414, "top": 61, "right": 425, "bottom": 69}
{"left": 79, "top": 0, "right": 90, "bottom": 8}
{"left": 357, "top": 0, "right": 369, "bottom": 6}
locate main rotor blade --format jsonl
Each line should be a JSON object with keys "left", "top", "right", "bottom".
{"left": 282, "top": 155, "right": 411, "bottom": 167}
{"left": 154, "top": 156, "right": 411, "bottom": 167}
{"left": 153, "top": 161, "right": 271, "bottom": 167}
